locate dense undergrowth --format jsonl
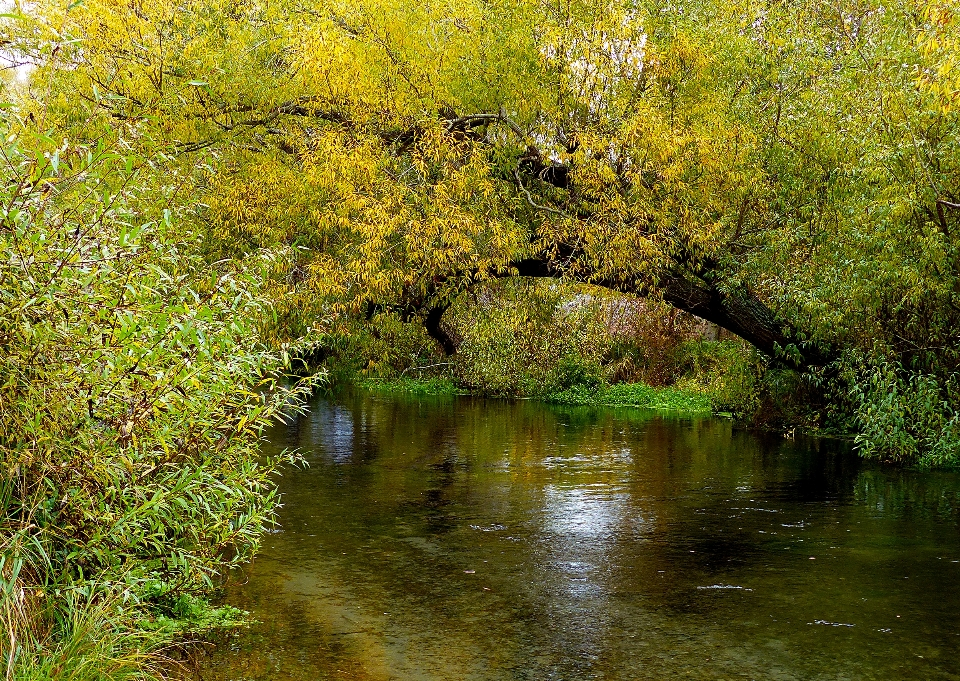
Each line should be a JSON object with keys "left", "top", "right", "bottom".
{"left": 322, "top": 281, "right": 960, "bottom": 465}
{"left": 321, "top": 282, "right": 791, "bottom": 422}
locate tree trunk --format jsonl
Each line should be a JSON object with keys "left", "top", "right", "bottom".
{"left": 423, "top": 305, "right": 458, "bottom": 356}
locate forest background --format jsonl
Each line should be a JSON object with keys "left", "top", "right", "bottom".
{"left": 2, "top": 0, "right": 960, "bottom": 677}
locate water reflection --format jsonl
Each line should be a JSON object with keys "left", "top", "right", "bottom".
{"left": 192, "top": 390, "right": 960, "bottom": 680}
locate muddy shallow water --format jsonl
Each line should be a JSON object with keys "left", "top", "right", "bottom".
{"left": 195, "top": 390, "right": 960, "bottom": 680}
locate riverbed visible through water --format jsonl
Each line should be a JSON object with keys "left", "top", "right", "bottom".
{"left": 194, "top": 389, "right": 960, "bottom": 680}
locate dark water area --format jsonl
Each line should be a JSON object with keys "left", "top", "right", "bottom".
{"left": 195, "top": 390, "right": 960, "bottom": 680}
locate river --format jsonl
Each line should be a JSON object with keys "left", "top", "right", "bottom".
{"left": 194, "top": 389, "right": 960, "bottom": 680}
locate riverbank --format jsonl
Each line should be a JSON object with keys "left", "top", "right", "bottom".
{"left": 355, "top": 376, "right": 714, "bottom": 415}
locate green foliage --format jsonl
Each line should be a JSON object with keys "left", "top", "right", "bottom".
{"left": 849, "top": 359, "right": 960, "bottom": 468}
{"left": 674, "top": 341, "right": 763, "bottom": 417}
{"left": 552, "top": 356, "right": 604, "bottom": 391}
{"left": 299, "top": 314, "right": 445, "bottom": 384}
{"left": 450, "top": 282, "right": 609, "bottom": 396}
{"left": 356, "top": 376, "right": 462, "bottom": 396}
{"left": 359, "top": 313, "right": 442, "bottom": 379}
{"left": 8, "top": 0, "right": 960, "bottom": 465}
{"left": 0, "top": 116, "right": 321, "bottom": 675}
{"left": 601, "top": 302, "right": 698, "bottom": 387}
{"left": 337, "top": 287, "right": 758, "bottom": 419}
{"left": 140, "top": 589, "right": 248, "bottom": 636}
{"left": 0, "top": 589, "right": 168, "bottom": 681}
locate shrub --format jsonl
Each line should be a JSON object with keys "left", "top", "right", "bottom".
{"left": 849, "top": 358, "right": 960, "bottom": 468}
{"left": 359, "top": 312, "right": 442, "bottom": 378}
{"left": 449, "top": 281, "right": 609, "bottom": 396}
{"left": 602, "top": 299, "right": 698, "bottom": 386}
{"left": 0, "top": 120, "right": 320, "bottom": 674}
{"left": 674, "top": 340, "right": 763, "bottom": 416}
{"left": 552, "top": 356, "right": 604, "bottom": 391}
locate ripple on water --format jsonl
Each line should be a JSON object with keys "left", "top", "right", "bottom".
{"left": 193, "top": 391, "right": 960, "bottom": 681}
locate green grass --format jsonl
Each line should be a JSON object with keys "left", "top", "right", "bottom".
{"left": 356, "top": 376, "right": 464, "bottom": 396}
{"left": 545, "top": 382, "right": 713, "bottom": 415}
{"left": 354, "top": 375, "right": 713, "bottom": 415}
{"left": 1, "top": 592, "right": 168, "bottom": 681}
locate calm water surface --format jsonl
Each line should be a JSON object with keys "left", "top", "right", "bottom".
{"left": 197, "top": 390, "right": 960, "bottom": 680}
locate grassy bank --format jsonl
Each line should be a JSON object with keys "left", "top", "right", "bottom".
{"left": 356, "top": 376, "right": 464, "bottom": 396}
{"left": 546, "top": 382, "right": 713, "bottom": 414}
{"left": 353, "top": 376, "right": 714, "bottom": 416}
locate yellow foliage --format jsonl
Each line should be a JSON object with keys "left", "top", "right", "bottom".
{"left": 6, "top": 0, "right": 958, "bottom": 352}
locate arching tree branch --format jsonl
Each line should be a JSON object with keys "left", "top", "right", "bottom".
{"left": 404, "top": 255, "right": 833, "bottom": 370}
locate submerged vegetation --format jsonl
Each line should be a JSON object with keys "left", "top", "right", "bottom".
{"left": 1, "top": 0, "right": 960, "bottom": 674}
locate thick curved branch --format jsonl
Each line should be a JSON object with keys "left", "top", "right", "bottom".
{"left": 403, "top": 254, "right": 832, "bottom": 370}
{"left": 189, "top": 101, "right": 825, "bottom": 368}
{"left": 512, "top": 258, "right": 832, "bottom": 369}
{"left": 423, "top": 304, "right": 457, "bottom": 355}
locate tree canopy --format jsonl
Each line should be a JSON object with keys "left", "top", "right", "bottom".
{"left": 4, "top": 0, "right": 960, "bottom": 451}
{"left": 5, "top": 2, "right": 960, "bottom": 675}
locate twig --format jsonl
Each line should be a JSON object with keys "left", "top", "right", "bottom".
{"left": 513, "top": 168, "right": 571, "bottom": 218}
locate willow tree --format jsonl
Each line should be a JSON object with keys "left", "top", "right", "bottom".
{"left": 7, "top": 0, "right": 960, "bottom": 453}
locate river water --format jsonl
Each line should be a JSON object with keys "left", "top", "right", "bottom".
{"left": 196, "top": 389, "right": 960, "bottom": 680}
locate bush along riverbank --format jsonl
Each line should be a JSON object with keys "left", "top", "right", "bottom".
{"left": 315, "top": 293, "right": 770, "bottom": 422}
{"left": 0, "top": 132, "right": 321, "bottom": 679}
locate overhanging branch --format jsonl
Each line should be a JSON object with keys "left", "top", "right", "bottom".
{"left": 387, "top": 254, "right": 833, "bottom": 370}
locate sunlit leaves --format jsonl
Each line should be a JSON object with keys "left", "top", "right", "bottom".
{"left": 917, "top": 0, "right": 960, "bottom": 113}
